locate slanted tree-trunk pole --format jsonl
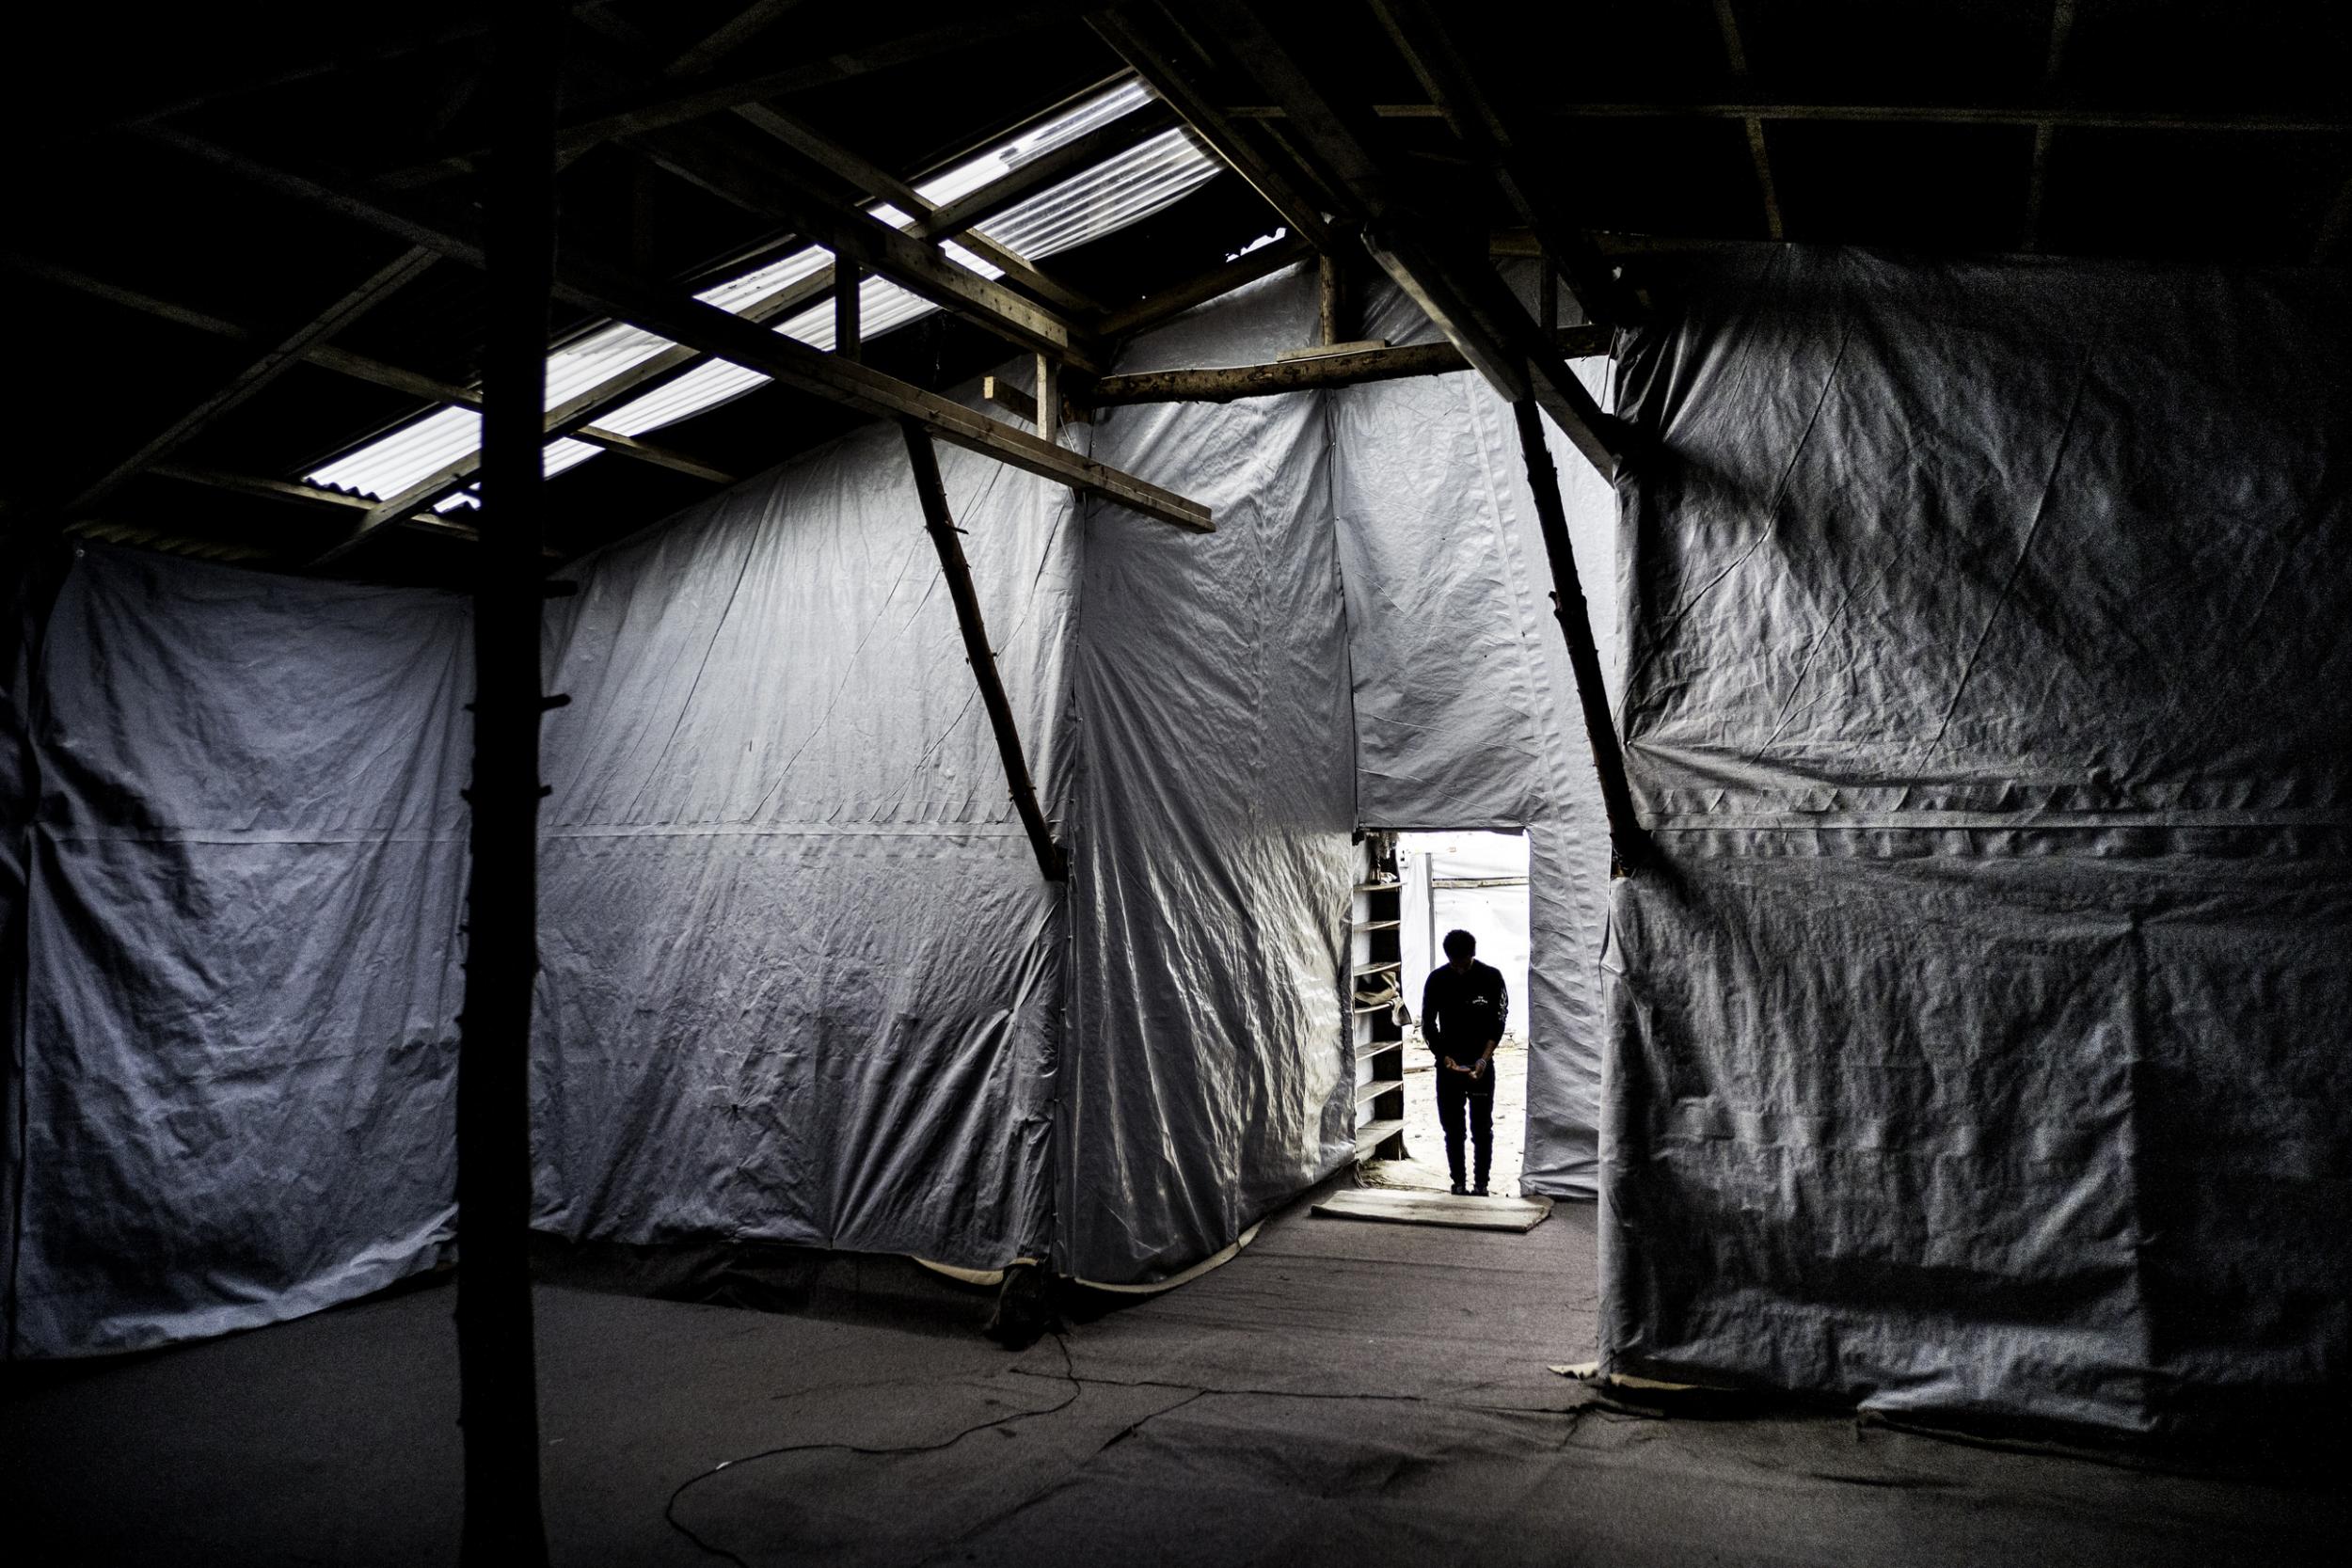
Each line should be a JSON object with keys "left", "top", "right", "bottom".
{"left": 1508, "top": 398, "right": 1651, "bottom": 875}
{"left": 454, "top": 5, "right": 563, "bottom": 1562}
{"left": 1083, "top": 326, "right": 1610, "bottom": 408}
{"left": 899, "top": 420, "right": 1068, "bottom": 883}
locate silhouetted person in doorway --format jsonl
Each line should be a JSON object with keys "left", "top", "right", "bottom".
{"left": 1420, "top": 928, "right": 1507, "bottom": 1196}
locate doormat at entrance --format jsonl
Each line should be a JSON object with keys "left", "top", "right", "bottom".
{"left": 1311, "top": 1188, "right": 1552, "bottom": 1232}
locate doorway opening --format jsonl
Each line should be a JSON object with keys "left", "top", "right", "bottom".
{"left": 1355, "top": 830, "right": 1533, "bottom": 1195}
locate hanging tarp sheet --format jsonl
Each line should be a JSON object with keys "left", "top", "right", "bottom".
{"left": 1058, "top": 268, "right": 1360, "bottom": 1281}
{"left": 1327, "top": 328, "right": 1619, "bottom": 1196}
{"left": 1601, "top": 246, "right": 2352, "bottom": 1432}
{"left": 533, "top": 420, "right": 1076, "bottom": 1268}
{"left": 5, "top": 546, "right": 472, "bottom": 1357}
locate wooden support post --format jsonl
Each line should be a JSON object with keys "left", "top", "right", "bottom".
{"left": 900, "top": 420, "right": 1067, "bottom": 882}
{"left": 1508, "top": 398, "right": 1650, "bottom": 875}
{"left": 834, "top": 263, "right": 862, "bottom": 361}
{"left": 454, "top": 5, "right": 561, "bottom": 1563}
{"left": 1034, "top": 355, "right": 1059, "bottom": 446}
{"left": 1317, "top": 251, "right": 1347, "bottom": 346}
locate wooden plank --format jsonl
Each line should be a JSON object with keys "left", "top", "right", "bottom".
{"left": 1087, "top": 327, "right": 1609, "bottom": 407}
{"left": 1370, "top": 0, "right": 1637, "bottom": 328}
{"left": 660, "top": 0, "right": 812, "bottom": 79}
{"left": 66, "top": 246, "right": 440, "bottom": 513}
{"left": 2023, "top": 0, "right": 2079, "bottom": 251}
{"left": 1228, "top": 102, "right": 2352, "bottom": 134}
{"left": 148, "top": 129, "right": 1215, "bottom": 536}
{"left": 628, "top": 117, "right": 1104, "bottom": 370}
{"left": 1353, "top": 1118, "right": 1406, "bottom": 1160}
{"left": 1276, "top": 337, "right": 1390, "bottom": 363}
{"left": 1174, "top": 0, "right": 1626, "bottom": 471}
{"left": 918, "top": 99, "right": 1182, "bottom": 240}
{"left": 1710, "top": 0, "right": 1785, "bottom": 242}
{"left": 384, "top": 4, "right": 1097, "bottom": 182}
{"left": 7, "top": 251, "right": 731, "bottom": 485}
{"left": 1097, "top": 233, "right": 1317, "bottom": 341}
{"left": 1355, "top": 1078, "right": 1405, "bottom": 1105}
{"left": 1089, "top": 8, "right": 1340, "bottom": 250}
{"left": 1313, "top": 1187, "right": 1552, "bottom": 1232}
{"left": 735, "top": 103, "right": 1103, "bottom": 317}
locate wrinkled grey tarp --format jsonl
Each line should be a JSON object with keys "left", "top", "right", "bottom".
{"left": 532, "top": 422, "right": 1075, "bottom": 1266}
{"left": 1327, "top": 317, "right": 1618, "bottom": 1196}
{"left": 1057, "top": 268, "right": 1359, "bottom": 1280}
{"left": 2, "top": 259, "right": 1631, "bottom": 1348}
{"left": 5, "top": 547, "right": 470, "bottom": 1356}
{"left": 1601, "top": 247, "right": 2352, "bottom": 1432}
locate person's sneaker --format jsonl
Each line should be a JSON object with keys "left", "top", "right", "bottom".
{"left": 1450, "top": 1181, "right": 1468, "bottom": 1196}
{"left": 1472, "top": 1183, "right": 1489, "bottom": 1196}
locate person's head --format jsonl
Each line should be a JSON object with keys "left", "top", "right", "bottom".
{"left": 1442, "top": 929, "right": 1476, "bottom": 970}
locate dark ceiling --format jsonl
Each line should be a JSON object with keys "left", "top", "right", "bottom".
{"left": 7, "top": 1, "right": 2346, "bottom": 585}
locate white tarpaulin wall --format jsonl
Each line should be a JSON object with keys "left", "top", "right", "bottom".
{"left": 1, "top": 261, "right": 1621, "bottom": 1354}
{"left": 1600, "top": 247, "right": 2352, "bottom": 1433}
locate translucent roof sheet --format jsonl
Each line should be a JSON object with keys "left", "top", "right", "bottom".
{"left": 310, "top": 81, "right": 1221, "bottom": 507}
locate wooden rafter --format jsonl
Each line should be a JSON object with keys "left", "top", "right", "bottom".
{"left": 384, "top": 3, "right": 1095, "bottom": 185}
{"left": 63, "top": 247, "right": 439, "bottom": 515}
{"left": 568, "top": 6, "right": 1107, "bottom": 318}
{"left": 1369, "top": 0, "right": 1634, "bottom": 327}
{"left": 626, "top": 117, "right": 1104, "bottom": 370}
{"left": 1089, "top": 8, "right": 1339, "bottom": 250}
{"left": 145, "top": 130, "right": 1212, "bottom": 540}
{"left": 1227, "top": 101, "right": 2352, "bottom": 135}
{"left": 1120, "top": 0, "right": 1622, "bottom": 471}
{"left": 1097, "top": 233, "right": 1316, "bottom": 341}
{"left": 4, "top": 253, "right": 730, "bottom": 486}
{"left": 1708, "top": 0, "right": 1784, "bottom": 242}
{"left": 2023, "top": 0, "right": 2079, "bottom": 251}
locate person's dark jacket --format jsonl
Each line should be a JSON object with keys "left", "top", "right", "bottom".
{"left": 1420, "top": 959, "right": 1508, "bottom": 1068}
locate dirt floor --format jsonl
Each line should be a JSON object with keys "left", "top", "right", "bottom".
{"left": 5, "top": 1174, "right": 2343, "bottom": 1567}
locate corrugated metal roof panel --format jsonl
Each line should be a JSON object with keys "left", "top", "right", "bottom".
{"left": 306, "top": 80, "right": 1225, "bottom": 503}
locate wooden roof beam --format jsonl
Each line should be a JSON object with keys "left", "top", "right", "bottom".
{"left": 2023, "top": 0, "right": 2080, "bottom": 251}
{"left": 383, "top": 3, "right": 1095, "bottom": 185}
{"left": 627, "top": 117, "right": 1106, "bottom": 370}
{"left": 1096, "top": 232, "right": 1316, "bottom": 341}
{"left": 567, "top": 5, "right": 1106, "bottom": 318}
{"left": 1226, "top": 101, "right": 2352, "bottom": 134}
{"left": 1089, "top": 7, "right": 1340, "bottom": 251}
{"left": 1371, "top": 0, "right": 1635, "bottom": 327}
{"left": 1708, "top": 0, "right": 1785, "bottom": 242}
{"left": 62, "top": 246, "right": 440, "bottom": 516}
{"left": 3, "top": 252, "right": 730, "bottom": 486}
{"left": 148, "top": 129, "right": 1213, "bottom": 540}
{"left": 1165, "top": 1, "right": 1623, "bottom": 471}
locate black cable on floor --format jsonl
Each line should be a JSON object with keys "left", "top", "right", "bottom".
{"left": 663, "top": 1329, "right": 1083, "bottom": 1567}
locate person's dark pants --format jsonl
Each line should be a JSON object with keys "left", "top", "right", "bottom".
{"left": 1436, "top": 1067, "right": 1494, "bottom": 1191}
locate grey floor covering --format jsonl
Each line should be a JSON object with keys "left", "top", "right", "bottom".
{"left": 4, "top": 1181, "right": 2341, "bottom": 1567}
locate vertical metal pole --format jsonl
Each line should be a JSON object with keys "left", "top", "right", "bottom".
{"left": 456, "top": 5, "right": 562, "bottom": 1562}
{"left": 1510, "top": 398, "right": 1651, "bottom": 874}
